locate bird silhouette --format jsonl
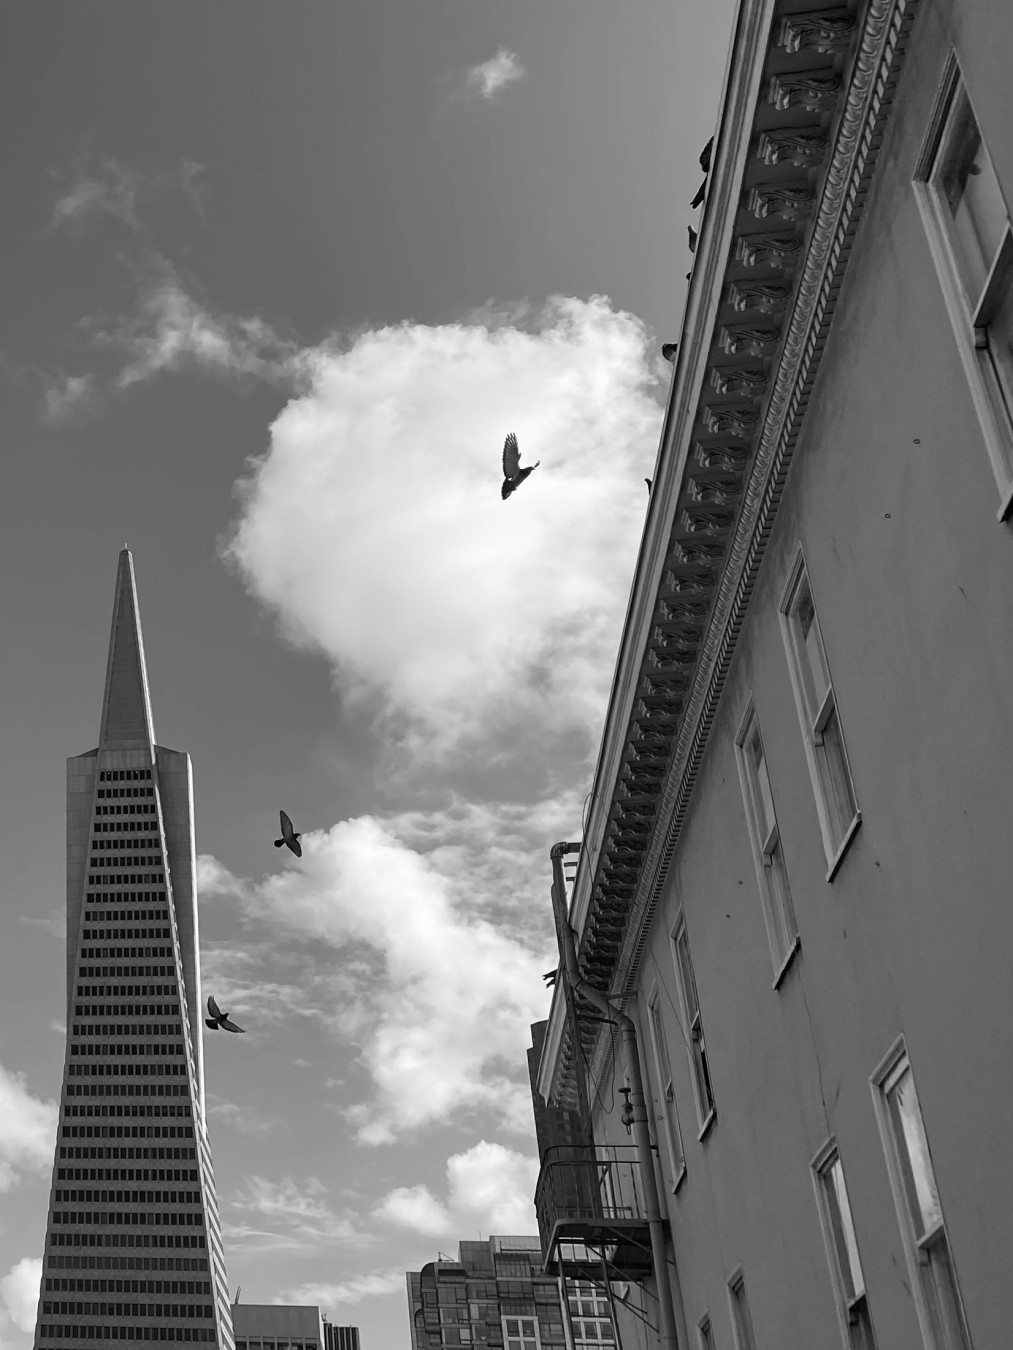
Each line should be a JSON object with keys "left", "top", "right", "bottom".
{"left": 274, "top": 809, "right": 302, "bottom": 858}
{"left": 501, "top": 433, "right": 540, "bottom": 499}
{"left": 661, "top": 343, "right": 678, "bottom": 362}
{"left": 688, "top": 226, "right": 698, "bottom": 253}
{"left": 700, "top": 137, "right": 713, "bottom": 173}
{"left": 205, "top": 995, "right": 245, "bottom": 1034}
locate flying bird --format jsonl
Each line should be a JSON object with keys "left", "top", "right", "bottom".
{"left": 688, "top": 225, "right": 698, "bottom": 253}
{"left": 501, "top": 433, "right": 540, "bottom": 499}
{"left": 205, "top": 995, "right": 245, "bottom": 1034}
{"left": 274, "top": 809, "right": 302, "bottom": 858}
{"left": 661, "top": 343, "right": 678, "bottom": 362}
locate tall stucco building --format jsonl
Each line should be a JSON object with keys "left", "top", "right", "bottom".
{"left": 535, "top": 2, "right": 1013, "bottom": 1350}
{"left": 34, "top": 550, "right": 235, "bottom": 1347}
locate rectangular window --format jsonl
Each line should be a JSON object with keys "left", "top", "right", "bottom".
{"left": 872, "top": 1043, "right": 970, "bottom": 1350}
{"left": 813, "top": 1141, "right": 877, "bottom": 1350}
{"left": 779, "top": 554, "right": 859, "bottom": 874}
{"left": 646, "top": 991, "right": 686, "bottom": 1188}
{"left": 727, "top": 1271, "right": 756, "bottom": 1350}
{"left": 735, "top": 702, "right": 799, "bottom": 980}
{"left": 915, "top": 56, "right": 1013, "bottom": 516}
{"left": 671, "top": 918, "right": 715, "bottom": 1135}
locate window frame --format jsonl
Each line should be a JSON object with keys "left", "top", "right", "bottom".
{"left": 812, "top": 1138, "right": 877, "bottom": 1350}
{"left": 870, "top": 1040, "right": 971, "bottom": 1350}
{"left": 778, "top": 549, "right": 861, "bottom": 877}
{"left": 914, "top": 53, "right": 1013, "bottom": 519}
{"left": 726, "top": 1269, "right": 756, "bottom": 1350}
{"left": 644, "top": 986, "right": 687, "bottom": 1192}
{"left": 670, "top": 916, "right": 716, "bottom": 1138}
{"left": 734, "top": 699, "right": 801, "bottom": 984}
{"left": 697, "top": 1312, "right": 715, "bottom": 1350}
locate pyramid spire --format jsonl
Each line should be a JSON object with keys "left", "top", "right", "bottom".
{"left": 98, "top": 548, "right": 156, "bottom": 749}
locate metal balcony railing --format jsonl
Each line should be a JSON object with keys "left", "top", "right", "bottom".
{"left": 535, "top": 1144, "right": 654, "bottom": 1278}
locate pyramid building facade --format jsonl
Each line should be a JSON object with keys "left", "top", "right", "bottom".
{"left": 34, "top": 551, "right": 235, "bottom": 1348}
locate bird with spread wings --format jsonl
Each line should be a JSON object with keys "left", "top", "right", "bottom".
{"left": 205, "top": 996, "right": 245, "bottom": 1034}
{"left": 274, "top": 809, "right": 302, "bottom": 858}
{"left": 501, "top": 433, "right": 540, "bottom": 499}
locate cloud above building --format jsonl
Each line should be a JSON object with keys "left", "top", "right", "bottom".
{"left": 374, "top": 1140, "right": 538, "bottom": 1236}
{"left": 199, "top": 803, "right": 559, "bottom": 1145}
{"left": 225, "top": 294, "right": 660, "bottom": 757}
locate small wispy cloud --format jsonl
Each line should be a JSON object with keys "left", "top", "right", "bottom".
{"left": 463, "top": 48, "right": 525, "bottom": 101}
{"left": 276, "top": 1271, "right": 406, "bottom": 1311}
{"left": 20, "top": 909, "right": 64, "bottom": 939}
{"left": 49, "top": 153, "right": 205, "bottom": 234}
{"left": 225, "top": 1175, "right": 362, "bottom": 1251}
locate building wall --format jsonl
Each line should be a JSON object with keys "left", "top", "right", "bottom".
{"left": 626, "top": 3, "right": 1013, "bottom": 1348}
{"left": 232, "top": 1302, "right": 324, "bottom": 1344}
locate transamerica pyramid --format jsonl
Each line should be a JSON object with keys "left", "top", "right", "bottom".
{"left": 33, "top": 550, "right": 236, "bottom": 1348}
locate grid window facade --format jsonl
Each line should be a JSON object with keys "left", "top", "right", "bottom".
{"left": 779, "top": 555, "right": 859, "bottom": 872}
{"left": 735, "top": 703, "right": 798, "bottom": 979}
{"left": 813, "top": 1142, "right": 876, "bottom": 1350}
{"left": 646, "top": 992, "right": 686, "bottom": 1189}
{"left": 915, "top": 56, "right": 1013, "bottom": 516}
{"left": 727, "top": 1272, "right": 756, "bottom": 1350}
{"left": 502, "top": 1316, "right": 539, "bottom": 1350}
{"left": 873, "top": 1046, "right": 970, "bottom": 1350}
{"left": 567, "top": 1284, "right": 614, "bottom": 1348}
{"left": 671, "top": 918, "right": 715, "bottom": 1134}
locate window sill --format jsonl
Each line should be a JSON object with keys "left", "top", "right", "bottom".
{"left": 697, "top": 1108, "right": 717, "bottom": 1143}
{"left": 772, "top": 937, "right": 801, "bottom": 990}
{"left": 825, "top": 813, "right": 861, "bottom": 882}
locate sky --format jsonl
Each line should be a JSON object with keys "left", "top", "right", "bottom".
{"left": 0, "top": 2, "right": 736, "bottom": 1345}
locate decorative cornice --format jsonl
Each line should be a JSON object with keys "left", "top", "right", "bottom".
{"left": 545, "top": 0, "right": 922, "bottom": 1109}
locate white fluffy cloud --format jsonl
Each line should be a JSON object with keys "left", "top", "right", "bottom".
{"left": 201, "top": 801, "right": 560, "bottom": 1144}
{"left": 226, "top": 295, "right": 660, "bottom": 756}
{"left": 464, "top": 48, "right": 526, "bottom": 100}
{"left": 0, "top": 1065, "right": 57, "bottom": 1191}
{"left": 374, "top": 1141, "right": 538, "bottom": 1236}
{"left": 0, "top": 1257, "right": 42, "bottom": 1334}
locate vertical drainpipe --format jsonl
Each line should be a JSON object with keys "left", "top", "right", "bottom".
{"left": 549, "top": 842, "right": 683, "bottom": 1350}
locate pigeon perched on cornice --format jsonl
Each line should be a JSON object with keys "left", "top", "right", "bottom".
{"left": 274, "top": 809, "right": 302, "bottom": 858}
{"left": 501, "top": 433, "right": 540, "bottom": 500}
{"left": 205, "top": 995, "right": 245, "bottom": 1034}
